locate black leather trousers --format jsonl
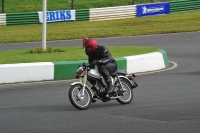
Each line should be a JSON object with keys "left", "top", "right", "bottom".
{"left": 97, "top": 61, "right": 117, "bottom": 82}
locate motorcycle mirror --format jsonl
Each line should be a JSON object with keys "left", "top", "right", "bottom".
{"left": 83, "top": 62, "right": 86, "bottom": 66}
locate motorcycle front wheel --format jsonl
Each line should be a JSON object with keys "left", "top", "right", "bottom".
{"left": 69, "top": 84, "right": 92, "bottom": 110}
{"left": 115, "top": 78, "right": 133, "bottom": 104}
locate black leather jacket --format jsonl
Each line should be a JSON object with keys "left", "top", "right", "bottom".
{"left": 88, "top": 45, "right": 115, "bottom": 67}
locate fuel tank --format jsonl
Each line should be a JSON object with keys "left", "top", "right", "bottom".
{"left": 88, "top": 69, "right": 102, "bottom": 79}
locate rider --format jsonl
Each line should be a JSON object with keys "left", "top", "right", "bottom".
{"left": 82, "top": 37, "right": 117, "bottom": 94}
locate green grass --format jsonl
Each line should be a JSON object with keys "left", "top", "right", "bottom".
{"left": 0, "top": 46, "right": 159, "bottom": 64}
{"left": 1, "top": 0, "right": 171, "bottom": 13}
{"left": 1, "top": 10, "right": 200, "bottom": 44}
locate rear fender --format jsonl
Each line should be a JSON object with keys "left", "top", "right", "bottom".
{"left": 118, "top": 76, "right": 138, "bottom": 89}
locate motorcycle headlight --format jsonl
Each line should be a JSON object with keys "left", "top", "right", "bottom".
{"left": 76, "top": 67, "right": 84, "bottom": 75}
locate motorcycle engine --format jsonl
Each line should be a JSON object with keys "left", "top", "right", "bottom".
{"left": 88, "top": 69, "right": 107, "bottom": 97}
{"left": 91, "top": 80, "right": 106, "bottom": 98}
{"left": 96, "top": 84, "right": 106, "bottom": 97}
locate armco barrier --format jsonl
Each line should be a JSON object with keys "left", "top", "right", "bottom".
{"left": 76, "top": 9, "right": 90, "bottom": 21}
{"left": 2, "top": 0, "right": 200, "bottom": 26}
{"left": 170, "top": 0, "right": 200, "bottom": 13}
{"left": 0, "top": 50, "right": 168, "bottom": 84}
{"left": 5, "top": 9, "right": 90, "bottom": 26}
{"left": 0, "top": 13, "right": 6, "bottom": 26}
{"left": 90, "top": 5, "right": 136, "bottom": 21}
{"left": 6, "top": 12, "right": 39, "bottom": 26}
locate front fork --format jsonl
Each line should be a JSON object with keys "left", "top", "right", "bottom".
{"left": 79, "top": 74, "right": 87, "bottom": 97}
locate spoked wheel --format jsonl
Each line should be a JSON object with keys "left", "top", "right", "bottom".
{"left": 115, "top": 78, "right": 133, "bottom": 104}
{"left": 69, "top": 84, "right": 92, "bottom": 110}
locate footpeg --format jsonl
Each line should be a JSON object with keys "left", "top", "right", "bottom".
{"left": 92, "top": 99, "right": 97, "bottom": 103}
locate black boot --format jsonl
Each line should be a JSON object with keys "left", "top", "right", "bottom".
{"left": 106, "top": 78, "right": 115, "bottom": 94}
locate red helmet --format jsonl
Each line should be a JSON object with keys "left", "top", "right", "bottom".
{"left": 82, "top": 38, "right": 98, "bottom": 55}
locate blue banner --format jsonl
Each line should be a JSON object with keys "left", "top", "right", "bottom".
{"left": 38, "top": 10, "right": 75, "bottom": 23}
{"left": 137, "top": 2, "right": 170, "bottom": 17}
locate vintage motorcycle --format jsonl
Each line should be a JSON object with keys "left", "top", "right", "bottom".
{"left": 68, "top": 63, "right": 138, "bottom": 110}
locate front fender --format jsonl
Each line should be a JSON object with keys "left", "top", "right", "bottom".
{"left": 70, "top": 82, "right": 94, "bottom": 96}
{"left": 70, "top": 82, "right": 82, "bottom": 86}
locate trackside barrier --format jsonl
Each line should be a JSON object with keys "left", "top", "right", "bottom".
{"left": 0, "top": 62, "right": 54, "bottom": 83}
{"left": 125, "top": 49, "right": 169, "bottom": 73}
{"left": 5, "top": 9, "right": 90, "bottom": 26}
{"left": 170, "top": 0, "right": 200, "bottom": 12}
{"left": 6, "top": 12, "right": 39, "bottom": 26}
{"left": 90, "top": 5, "right": 136, "bottom": 21}
{"left": 2, "top": 0, "right": 200, "bottom": 26}
{"left": 0, "top": 13, "right": 6, "bottom": 26}
{"left": 136, "top": 2, "right": 170, "bottom": 17}
{"left": 53, "top": 58, "right": 127, "bottom": 80}
{"left": 0, "top": 50, "right": 168, "bottom": 84}
{"left": 37, "top": 10, "right": 76, "bottom": 23}
{"left": 76, "top": 9, "right": 90, "bottom": 21}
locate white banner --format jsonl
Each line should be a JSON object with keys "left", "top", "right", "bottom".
{"left": 38, "top": 10, "right": 75, "bottom": 23}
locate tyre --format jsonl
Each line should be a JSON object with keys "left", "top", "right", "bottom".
{"left": 69, "top": 84, "right": 92, "bottom": 110}
{"left": 115, "top": 78, "right": 133, "bottom": 104}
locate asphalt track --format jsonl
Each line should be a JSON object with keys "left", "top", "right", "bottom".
{"left": 0, "top": 32, "right": 200, "bottom": 133}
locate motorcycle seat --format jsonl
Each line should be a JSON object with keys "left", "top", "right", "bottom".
{"left": 117, "top": 69, "right": 127, "bottom": 76}
{"left": 110, "top": 69, "right": 127, "bottom": 76}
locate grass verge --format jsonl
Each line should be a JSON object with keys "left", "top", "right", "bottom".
{"left": 0, "top": 46, "right": 159, "bottom": 64}
{"left": 0, "top": 10, "right": 200, "bottom": 44}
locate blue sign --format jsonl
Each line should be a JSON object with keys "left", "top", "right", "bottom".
{"left": 38, "top": 10, "right": 75, "bottom": 23}
{"left": 46, "top": 10, "right": 72, "bottom": 22}
{"left": 137, "top": 2, "right": 170, "bottom": 17}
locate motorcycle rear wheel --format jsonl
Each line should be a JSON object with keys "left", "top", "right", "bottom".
{"left": 116, "top": 78, "right": 133, "bottom": 104}
{"left": 69, "top": 84, "right": 92, "bottom": 110}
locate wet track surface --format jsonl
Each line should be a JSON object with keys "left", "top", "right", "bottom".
{"left": 0, "top": 32, "right": 200, "bottom": 133}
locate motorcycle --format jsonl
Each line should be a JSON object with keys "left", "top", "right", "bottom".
{"left": 68, "top": 62, "right": 138, "bottom": 110}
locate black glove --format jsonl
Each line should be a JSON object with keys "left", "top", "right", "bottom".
{"left": 89, "top": 60, "right": 99, "bottom": 66}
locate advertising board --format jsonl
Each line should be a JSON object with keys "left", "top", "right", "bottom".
{"left": 137, "top": 2, "right": 170, "bottom": 17}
